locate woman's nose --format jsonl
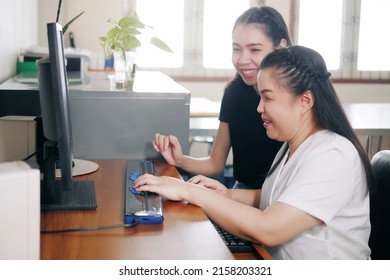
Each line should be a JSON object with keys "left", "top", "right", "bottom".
{"left": 257, "top": 98, "right": 264, "bottom": 114}
{"left": 237, "top": 51, "right": 251, "bottom": 65}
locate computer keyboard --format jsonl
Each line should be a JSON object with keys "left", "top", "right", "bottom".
{"left": 212, "top": 222, "right": 253, "bottom": 253}
{"left": 124, "top": 159, "right": 163, "bottom": 224}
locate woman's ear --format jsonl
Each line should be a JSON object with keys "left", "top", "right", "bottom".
{"left": 278, "top": 39, "right": 288, "bottom": 48}
{"left": 300, "top": 90, "right": 315, "bottom": 111}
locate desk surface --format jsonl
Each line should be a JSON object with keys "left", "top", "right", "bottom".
{"left": 1, "top": 71, "right": 190, "bottom": 96}
{"left": 40, "top": 160, "right": 263, "bottom": 260}
{"left": 190, "top": 97, "right": 220, "bottom": 117}
{"left": 342, "top": 103, "right": 390, "bottom": 135}
{"left": 189, "top": 102, "right": 390, "bottom": 136}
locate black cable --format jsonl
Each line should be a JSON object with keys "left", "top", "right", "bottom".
{"left": 23, "top": 145, "right": 45, "bottom": 162}
{"left": 24, "top": 144, "right": 55, "bottom": 165}
{"left": 23, "top": 151, "right": 38, "bottom": 161}
{"left": 41, "top": 219, "right": 139, "bottom": 234}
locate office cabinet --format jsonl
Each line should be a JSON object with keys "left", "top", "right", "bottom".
{"left": 0, "top": 71, "right": 190, "bottom": 160}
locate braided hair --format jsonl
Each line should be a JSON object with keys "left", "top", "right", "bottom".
{"left": 261, "top": 46, "right": 373, "bottom": 193}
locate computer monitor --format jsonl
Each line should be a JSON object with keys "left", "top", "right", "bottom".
{"left": 37, "top": 22, "right": 97, "bottom": 211}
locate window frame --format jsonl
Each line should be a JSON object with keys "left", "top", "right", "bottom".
{"left": 294, "top": 0, "right": 390, "bottom": 83}
{"left": 129, "top": 0, "right": 390, "bottom": 83}
{"left": 131, "top": 0, "right": 261, "bottom": 80}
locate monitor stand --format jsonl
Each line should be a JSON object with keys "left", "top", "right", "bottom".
{"left": 40, "top": 144, "right": 97, "bottom": 211}
{"left": 55, "top": 158, "right": 99, "bottom": 178}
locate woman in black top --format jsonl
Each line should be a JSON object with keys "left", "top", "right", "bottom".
{"left": 153, "top": 6, "right": 292, "bottom": 189}
{"left": 219, "top": 75, "right": 283, "bottom": 188}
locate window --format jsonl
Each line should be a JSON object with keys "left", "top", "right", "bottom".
{"left": 135, "top": 0, "right": 184, "bottom": 69}
{"left": 297, "top": 0, "right": 343, "bottom": 71}
{"left": 357, "top": 0, "right": 390, "bottom": 71}
{"left": 132, "top": 0, "right": 252, "bottom": 78}
{"left": 202, "top": 0, "right": 250, "bottom": 69}
{"left": 296, "top": 0, "right": 390, "bottom": 80}
{"left": 130, "top": 0, "right": 390, "bottom": 81}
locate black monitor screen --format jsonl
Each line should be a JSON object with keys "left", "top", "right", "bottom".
{"left": 37, "top": 22, "right": 97, "bottom": 211}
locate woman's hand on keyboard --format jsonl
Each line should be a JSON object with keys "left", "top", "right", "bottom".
{"left": 188, "top": 175, "right": 229, "bottom": 198}
{"left": 133, "top": 174, "right": 230, "bottom": 204}
{"left": 134, "top": 174, "right": 192, "bottom": 201}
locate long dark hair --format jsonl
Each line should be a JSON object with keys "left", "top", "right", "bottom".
{"left": 261, "top": 46, "right": 374, "bottom": 193}
{"left": 233, "top": 6, "right": 292, "bottom": 47}
{"left": 226, "top": 6, "right": 293, "bottom": 88}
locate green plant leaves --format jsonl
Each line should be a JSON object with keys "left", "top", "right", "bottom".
{"left": 56, "top": 0, "right": 84, "bottom": 34}
{"left": 100, "top": 12, "right": 173, "bottom": 59}
{"left": 63, "top": 11, "right": 85, "bottom": 34}
{"left": 150, "top": 37, "right": 173, "bottom": 53}
{"left": 118, "top": 14, "right": 146, "bottom": 29}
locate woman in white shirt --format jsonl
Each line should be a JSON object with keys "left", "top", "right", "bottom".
{"left": 134, "top": 46, "right": 374, "bottom": 260}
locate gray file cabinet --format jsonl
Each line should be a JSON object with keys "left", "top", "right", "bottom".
{"left": 0, "top": 71, "right": 190, "bottom": 160}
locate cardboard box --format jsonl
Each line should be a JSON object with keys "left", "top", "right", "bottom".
{"left": 0, "top": 116, "right": 37, "bottom": 161}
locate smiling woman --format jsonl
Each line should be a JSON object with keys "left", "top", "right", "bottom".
{"left": 132, "top": 46, "right": 374, "bottom": 260}
{"left": 150, "top": 6, "right": 292, "bottom": 190}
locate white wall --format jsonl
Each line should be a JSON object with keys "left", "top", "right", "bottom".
{"left": 0, "top": 0, "right": 37, "bottom": 83}
{"left": 37, "top": 0, "right": 125, "bottom": 52}
{"left": 36, "top": 0, "right": 63, "bottom": 48}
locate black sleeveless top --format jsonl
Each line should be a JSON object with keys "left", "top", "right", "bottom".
{"left": 219, "top": 76, "right": 283, "bottom": 188}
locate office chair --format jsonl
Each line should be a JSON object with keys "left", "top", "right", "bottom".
{"left": 369, "top": 150, "right": 390, "bottom": 260}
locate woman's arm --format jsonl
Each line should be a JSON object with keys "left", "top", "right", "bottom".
{"left": 134, "top": 175, "right": 322, "bottom": 247}
{"left": 188, "top": 175, "right": 261, "bottom": 207}
{"left": 154, "top": 122, "right": 231, "bottom": 176}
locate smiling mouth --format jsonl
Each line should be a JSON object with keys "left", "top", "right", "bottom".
{"left": 241, "top": 69, "right": 257, "bottom": 76}
{"left": 262, "top": 118, "right": 271, "bottom": 128}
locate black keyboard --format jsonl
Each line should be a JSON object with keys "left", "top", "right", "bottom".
{"left": 212, "top": 222, "right": 253, "bottom": 253}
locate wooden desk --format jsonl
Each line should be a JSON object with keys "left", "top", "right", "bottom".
{"left": 190, "top": 117, "right": 220, "bottom": 137}
{"left": 189, "top": 103, "right": 390, "bottom": 158}
{"left": 190, "top": 97, "right": 220, "bottom": 117}
{"left": 342, "top": 103, "right": 390, "bottom": 158}
{"left": 40, "top": 160, "right": 266, "bottom": 260}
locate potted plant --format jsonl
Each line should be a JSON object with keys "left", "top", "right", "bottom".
{"left": 99, "top": 12, "right": 173, "bottom": 89}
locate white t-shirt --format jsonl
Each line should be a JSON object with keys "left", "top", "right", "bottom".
{"left": 260, "top": 130, "right": 371, "bottom": 260}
